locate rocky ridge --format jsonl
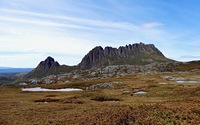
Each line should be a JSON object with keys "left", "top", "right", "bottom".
{"left": 25, "top": 43, "right": 200, "bottom": 81}
{"left": 78, "top": 42, "right": 170, "bottom": 69}
{"left": 26, "top": 43, "right": 171, "bottom": 78}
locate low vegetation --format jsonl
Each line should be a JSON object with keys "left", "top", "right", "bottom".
{"left": 0, "top": 72, "right": 200, "bottom": 124}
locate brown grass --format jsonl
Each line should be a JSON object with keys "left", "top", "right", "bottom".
{"left": 0, "top": 72, "right": 200, "bottom": 124}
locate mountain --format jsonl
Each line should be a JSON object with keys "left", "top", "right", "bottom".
{"left": 26, "top": 43, "right": 172, "bottom": 78}
{"left": 78, "top": 42, "right": 171, "bottom": 69}
{"left": 26, "top": 56, "right": 76, "bottom": 78}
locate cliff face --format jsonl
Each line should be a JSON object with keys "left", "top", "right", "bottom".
{"left": 78, "top": 43, "right": 170, "bottom": 69}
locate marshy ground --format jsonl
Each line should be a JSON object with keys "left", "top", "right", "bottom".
{"left": 0, "top": 72, "right": 200, "bottom": 125}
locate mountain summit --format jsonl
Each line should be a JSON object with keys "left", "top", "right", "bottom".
{"left": 78, "top": 42, "right": 170, "bottom": 69}
{"left": 38, "top": 56, "right": 60, "bottom": 70}
{"left": 26, "top": 56, "right": 75, "bottom": 78}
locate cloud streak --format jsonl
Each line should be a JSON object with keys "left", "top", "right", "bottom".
{"left": 0, "top": 8, "right": 142, "bottom": 32}
{"left": 0, "top": 16, "right": 91, "bottom": 30}
{"left": 142, "top": 22, "right": 163, "bottom": 29}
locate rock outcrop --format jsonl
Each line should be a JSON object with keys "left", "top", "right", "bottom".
{"left": 78, "top": 42, "right": 170, "bottom": 69}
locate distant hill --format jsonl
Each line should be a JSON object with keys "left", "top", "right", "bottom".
{"left": 166, "top": 60, "right": 200, "bottom": 71}
{"left": 0, "top": 67, "right": 13, "bottom": 69}
{"left": 78, "top": 42, "right": 171, "bottom": 69}
{"left": 0, "top": 67, "right": 33, "bottom": 76}
{"left": 0, "top": 68, "right": 33, "bottom": 73}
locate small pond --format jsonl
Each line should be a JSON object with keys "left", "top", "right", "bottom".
{"left": 134, "top": 91, "right": 147, "bottom": 95}
{"left": 22, "top": 87, "right": 82, "bottom": 92}
{"left": 103, "top": 101, "right": 119, "bottom": 102}
{"left": 176, "top": 80, "right": 198, "bottom": 84}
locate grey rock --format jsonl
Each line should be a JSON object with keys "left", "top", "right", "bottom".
{"left": 18, "top": 82, "right": 27, "bottom": 86}
{"left": 57, "top": 76, "right": 66, "bottom": 81}
{"left": 72, "top": 74, "right": 82, "bottom": 79}
{"left": 90, "top": 72, "right": 97, "bottom": 77}
{"left": 85, "top": 83, "right": 113, "bottom": 90}
{"left": 44, "top": 79, "right": 55, "bottom": 84}
{"left": 29, "top": 79, "right": 40, "bottom": 84}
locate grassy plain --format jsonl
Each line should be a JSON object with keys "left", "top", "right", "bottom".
{"left": 0, "top": 72, "right": 200, "bottom": 125}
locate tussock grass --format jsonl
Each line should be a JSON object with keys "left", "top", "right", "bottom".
{"left": 90, "top": 94, "right": 120, "bottom": 102}
{"left": 0, "top": 72, "right": 200, "bottom": 124}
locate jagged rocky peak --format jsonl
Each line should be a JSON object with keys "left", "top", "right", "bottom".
{"left": 117, "top": 42, "right": 164, "bottom": 56}
{"left": 26, "top": 56, "right": 76, "bottom": 78}
{"left": 78, "top": 42, "right": 170, "bottom": 69}
{"left": 38, "top": 56, "right": 60, "bottom": 69}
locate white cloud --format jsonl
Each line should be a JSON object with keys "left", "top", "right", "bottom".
{"left": 142, "top": 22, "right": 163, "bottom": 29}
{"left": 0, "top": 9, "right": 170, "bottom": 67}
{"left": 0, "top": 8, "right": 139, "bottom": 31}
{"left": 0, "top": 1, "right": 198, "bottom": 67}
{"left": 0, "top": 16, "right": 92, "bottom": 30}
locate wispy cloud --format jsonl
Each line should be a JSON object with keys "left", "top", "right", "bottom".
{"left": 0, "top": 7, "right": 170, "bottom": 67}
{"left": 0, "top": 0, "right": 199, "bottom": 67}
{"left": 142, "top": 22, "right": 163, "bottom": 29}
{"left": 0, "top": 8, "right": 137, "bottom": 31}
{"left": 0, "top": 16, "right": 91, "bottom": 30}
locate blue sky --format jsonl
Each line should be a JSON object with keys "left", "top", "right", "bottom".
{"left": 0, "top": 0, "right": 200, "bottom": 68}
